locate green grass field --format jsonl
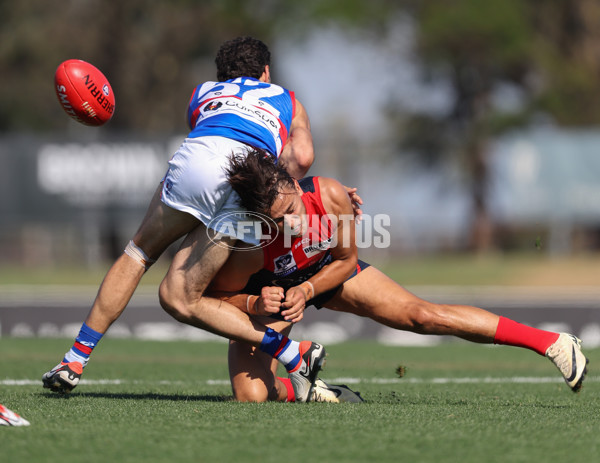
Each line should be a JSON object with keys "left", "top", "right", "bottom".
{"left": 1, "top": 338, "right": 598, "bottom": 463}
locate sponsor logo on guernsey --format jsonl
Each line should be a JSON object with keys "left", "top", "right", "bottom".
{"left": 223, "top": 100, "right": 279, "bottom": 128}
{"left": 303, "top": 237, "right": 332, "bottom": 258}
{"left": 204, "top": 101, "right": 223, "bottom": 111}
{"left": 273, "top": 252, "right": 297, "bottom": 276}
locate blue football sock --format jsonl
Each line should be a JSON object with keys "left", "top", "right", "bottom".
{"left": 63, "top": 323, "right": 104, "bottom": 367}
{"left": 259, "top": 328, "right": 301, "bottom": 372}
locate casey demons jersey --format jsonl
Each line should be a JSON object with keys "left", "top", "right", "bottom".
{"left": 244, "top": 176, "right": 334, "bottom": 292}
{"left": 186, "top": 77, "right": 296, "bottom": 158}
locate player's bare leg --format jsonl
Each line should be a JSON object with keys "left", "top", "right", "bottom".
{"left": 85, "top": 184, "right": 200, "bottom": 332}
{"left": 209, "top": 247, "right": 362, "bottom": 403}
{"left": 227, "top": 320, "right": 363, "bottom": 403}
{"left": 159, "top": 224, "right": 325, "bottom": 402}
{"left": 326, "top": 266, "right": 499, "bottom": 342}
{"left": 228, "top": 318, "right": 292, "bottom": 402}
{"left": 43, "top": 184, "right": 199, "bottom": 393}
{"left": 158, "top": 226, "right": 269, "bottom": 343}
{"left": 326, "top": 266, "right": 588, "bottom": 391}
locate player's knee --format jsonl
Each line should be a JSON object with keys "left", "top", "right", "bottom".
{"left": 233, "top": 383, "right": 270, "bottom": 403}
{"left": 124, "top": 240, "right": 157, "bottom": 271}
{"left": 407, "top": 301, "right": 440, "bottom": 333}
{"left": 159, "top": 278, "right": 190, "bottom": 322}
{"left": 159, "top": 277, "right": 212, "bottom": 325}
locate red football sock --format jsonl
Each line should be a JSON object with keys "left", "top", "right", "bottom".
{"left": 493, "top": 316, "right": 560, "bottom": 355}
{"left": 277, "top": 376, "right": 295, "bottom": 402}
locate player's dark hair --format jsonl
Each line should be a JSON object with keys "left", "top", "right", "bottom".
{"left": 226, "top": 150, "right": 295, "bottom": 216}
{"left": 215, "top": 36, "right": 271, "bottom": 81}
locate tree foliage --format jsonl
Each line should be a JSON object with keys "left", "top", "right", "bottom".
{"left": 3, "top": 1, "right": 599, "bottom": 134}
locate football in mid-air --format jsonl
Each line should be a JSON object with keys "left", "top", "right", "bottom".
{"left": 55, "top": 59, "right": 115, "bottom": 126}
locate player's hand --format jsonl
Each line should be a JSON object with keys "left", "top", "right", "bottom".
{"left": 344, "top": 186, "right": 363, "bottom": 223}
{"left": 281, "top": 286, "right": 307, "bottom": 323}
{"left": 256, "top": 286, "right": 285, "bottom": 315}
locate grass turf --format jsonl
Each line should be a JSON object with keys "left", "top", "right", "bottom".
{"left": 1, "top": 338, "right": 598, "bottom": 463}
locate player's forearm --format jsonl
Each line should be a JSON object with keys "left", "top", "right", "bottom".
{"left": 303, "top": 256, "right": 357, "bottom": 300}
{"left": 209, "top": 291, "right": 260, "bottom": 315}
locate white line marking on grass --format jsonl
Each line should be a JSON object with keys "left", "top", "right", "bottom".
{"left": 4, "top": 376, "right": 599, "bottom": 387}
{"left": 321, "top": 376, "right": 600, "bottom": 385}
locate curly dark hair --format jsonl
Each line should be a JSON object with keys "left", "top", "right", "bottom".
{"left": 215, "top": 36, "right": 271, "bottom": 82}
{"left": 226, "top": 150, "right": 295, "bottom": 216}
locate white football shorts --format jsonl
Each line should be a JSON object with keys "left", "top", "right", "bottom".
{"left": 161, "top": 136, "right": 260, "bottom": 245}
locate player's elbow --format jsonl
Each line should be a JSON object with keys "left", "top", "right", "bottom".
{"left": 281, "top": 129, "right": 314, "bottom": 178}
{"left": 292, "top": 154, "right": 313, "bottom": 179}
{"left": 293, "top": 136, "right": 314, "bottom": 172}
{"left": 345, "top": 255, "right": 359, "bottom": 279}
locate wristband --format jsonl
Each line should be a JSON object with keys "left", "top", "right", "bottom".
{"left": 299, "top": 281, "right": 314, "bottom": 300}
{"left": 246, "top": 295, "right": 259, "bottom": 315}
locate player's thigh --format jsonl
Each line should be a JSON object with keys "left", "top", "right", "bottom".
{"left": 165, "top": 223, "right": 237, "bottom": 297}
{"left": 132, "top": 184, "right": 200, "bottom": 259}
{"left": 209, "top": 246, "right": 263, "bottom": 293}
{"left": 325, "top": 266, "right": 426, "bottom": 324}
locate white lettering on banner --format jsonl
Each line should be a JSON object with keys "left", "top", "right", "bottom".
{"left": 37, "top": 143, "right": 165, "bottom": 205}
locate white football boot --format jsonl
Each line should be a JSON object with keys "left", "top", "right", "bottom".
{"left": 545, "top": 333, "right": 588, "bottom": 392}
{"left": 310, "top": 379, "right": 364, "bottom": 403}
{"left": 42, "top": 361, "right": 83, "bottom": 393}
{"left": 288, "top": 341, "right": 326, "bottom": 403}
{"left": 0, "top": 404, "right": 30, "bottom": 427}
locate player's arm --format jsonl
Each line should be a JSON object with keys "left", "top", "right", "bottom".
{"left": 282, "top": 177, "right": 358, "bottom": 322}
{"left": 278, "top": 98, "right": 314, "bottom": 179}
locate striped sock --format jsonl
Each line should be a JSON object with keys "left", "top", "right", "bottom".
{"left": 259, "top": 328, "right": 301, "bottom": 372}
{"left": 63, "top": 323, "right": 104, "bottom": 367}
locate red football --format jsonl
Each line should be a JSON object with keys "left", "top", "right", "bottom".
{"left": 55, "top": 59, "right": 115, "bottom": 126}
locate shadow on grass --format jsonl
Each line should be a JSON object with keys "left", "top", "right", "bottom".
{"left": 42, "top": 392, "right": 233, "bottom": 402}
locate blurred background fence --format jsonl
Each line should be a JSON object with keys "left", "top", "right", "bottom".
{"left": 2, "top": 127, "right": 600, "bottom": 266}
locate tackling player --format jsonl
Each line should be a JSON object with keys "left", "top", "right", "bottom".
{"left": 204, "top": 150, "right": 589, "bottom": 402}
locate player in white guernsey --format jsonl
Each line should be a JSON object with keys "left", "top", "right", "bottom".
{"left": 42, "top": 37, "right": 330, "bottom": 402}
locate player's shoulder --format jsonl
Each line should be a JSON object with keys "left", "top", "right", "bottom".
{"left": 316, "top": 177, "right": 352, "bottom": 212}
{"left": 317, "top": 176, "right": 345, "bottom": 193}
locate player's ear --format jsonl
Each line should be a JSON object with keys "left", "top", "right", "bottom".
{"left": 293, "top": 179, "right": 302, "bottom": 195}
{"left": 260, "top": 65, "right": 271, "bottom": 83}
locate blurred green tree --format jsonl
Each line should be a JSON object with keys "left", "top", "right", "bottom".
{"left": 403, "top": 0, "right": 600, "bottom": 250}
